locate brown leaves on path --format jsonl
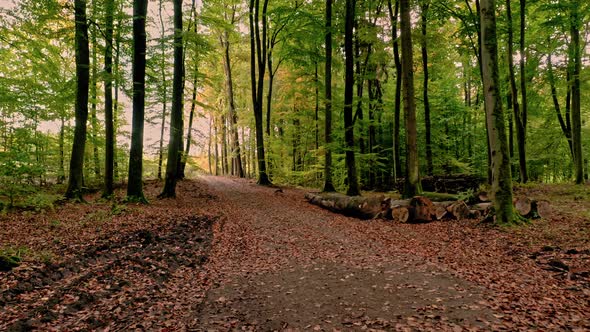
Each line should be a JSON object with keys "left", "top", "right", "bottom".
{"left": 1, "top": 177, "right": 589, "bottom": 331}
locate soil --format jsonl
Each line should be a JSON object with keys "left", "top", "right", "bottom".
{"left": 1, "top": 176, "right": 589, "bottom": 331}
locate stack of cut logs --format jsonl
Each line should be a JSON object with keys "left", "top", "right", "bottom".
{"left": 304, "top": 192, "right": 550, "bottom": 222}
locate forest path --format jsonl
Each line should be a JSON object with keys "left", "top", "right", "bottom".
{"left": 196, "top": 176, "right": 496, "bottom": 331}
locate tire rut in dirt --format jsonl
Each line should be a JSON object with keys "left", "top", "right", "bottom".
{"left": 1, "top": 215, "right": 215, "bottom": 331}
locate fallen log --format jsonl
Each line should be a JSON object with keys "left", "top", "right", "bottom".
{"left": 513, "top": 198, "right": 551, "bottom": 219}
{"left": 514, "top": 197, "right": 533, "bottom": 216}
{"left": 386, "top": 196, "right": 437, "bottom": 223}
{"left": 535, "top": 200, "right": 551, "bottom": 219}
{"left": 446, "top": 200, "right": 470, "bottom": 220}
{"left": 304, "top": 192, "right": 384, "bottom": 219}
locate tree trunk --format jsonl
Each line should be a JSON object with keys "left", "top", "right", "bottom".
{"left": 518, "top": 0, "right": 528, "bottom": 183}
{"left": 103, "top": 0, "right": 114, "bottom": 198}
{"left": 113, "top": 2, "right": 122, "bottom": 181}
{"left": 344, "top": 0, "right": 360, "bottom": 196}
{"left": 180, "top": 1, "right": 199, "bottom": 179}
{"left": 127, "top": 0, "right": 148, "bottom": 202}
{"left": 421, "top": 1, "right": 433, "bottom": 176}
{"left": 214, "top": 117, "right": 219, "bottom": 175}
{"left": 323, "top": 0, "right": 336, "bottom": 192}
{"left": 160, "top": 0, "right": 184, "bottom": 198}
{"left": 315, "top": 61, "right": 319, "bottom": 151}
{"left": 208, "top": 116, "right": 213, "bottom": 175}
{"left": 509, "top": 3, "right": 527, "bottom": 183}
{"left": 400, "top": 0, "right": 422, "bottom": 198}
{"left": 157, "top": 0, "right": 168, "bottom": 181}
{"left": 354, "top": 23, "right": 365, "bottom": 157}
{"left": 390, "top": 0, "right": 403, "bottom": 180}
{"left": 65, "top": 0, "right": 90, "bottom": 200}
{"left": 480, "top": 0, "right": 515, "bottom": 223}
{"left": 58, "top": 116, "right": 66, "bottom": 184}
{"left": 249, "top": 0, "right": 271, "bottom": 185}
{"left": 570, "top": 3, "right": 583, "bottom": 184}
{"left": 182, "top": 68, "right": 197, "bottom": 178}
{"left": 221, "top": 114, "right": 229, "bottom": 175}
{"left": 547, "top": 50, "right": 573, "bottom": 158}
{"left": 90, "top": 1, "right": 101, "bottom": 180}
{"left": 221, "top": 20, "right": 245, "bottom": 178}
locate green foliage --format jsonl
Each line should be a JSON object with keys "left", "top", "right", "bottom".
{"left": 0, "top": 246, "right": 28, "bottom": 271}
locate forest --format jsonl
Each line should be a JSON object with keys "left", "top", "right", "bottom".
{"left": 0, "top": 0, "right": 588, "bottom": 208}
{"left": 1, "top": 0, "right": 590, "bottom": 330}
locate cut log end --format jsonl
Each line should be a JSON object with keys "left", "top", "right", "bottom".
{"left": 515, "top": 197, "right": 532, "bottom": 216}
{"left": 392, "top": 205, "right": 411, "bottom": 223}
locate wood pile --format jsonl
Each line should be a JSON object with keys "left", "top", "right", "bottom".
{"left": 305, "top": 191, "right": 551, "bottom": 223}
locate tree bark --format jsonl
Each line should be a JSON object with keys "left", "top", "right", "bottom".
{"left": 160, "top": 0, "right": 184, "bottom": 198}
{"left": 58, "top": 116, "right": 66, "bottom": 184}
{"left": 421, "top": 0, "right": 433, "bottom": 176}
{"left": 344, "top": 0, "right": 360, "bottom": 196}
{"left": 103, "top": 0, "right": 114, "bottom": 198}
{"left": 547, "top": 50, "right": 573, "bottom": 158}
{"left": 570, "top": 3, "right": 583, "bottom": 184}
{"left": 518, "top": 0, "right": 528, "bottom": 183}
{"left": 220, "top": 10, "right": 245, "bottom": 178}
{"left": 90, "top": 0, "right": 101, "bottom": 180}
{"left": 182, "top": 67, "right": 197, "bottom": 177}
{"left": 323, "top": 0, "right": 336, "bottom": 192}
{"left": 249, "top": 0, "right": 271, "bottom": 185}
{"left": 157, "top": 0, "right": 168, "bottom": 181}
{"left": 400, "top": 0, "right": 422, "bottom": 198}
{"left": 480, "top": 0, "right": 515, "bottom": 223}
{"left": 65, "top": 0, "right": 90, "bottom": 200}
{"left": 113, "top": 1, "right": 122, "bottom": 181}
{"left": 387, "top": 0, "right": 402, "bottom": 181}
{"left": 126, "top": 0, "right": 148, "bottom": 202}
{"left": 180, "top": 1, "right": 198, "bottom": 180}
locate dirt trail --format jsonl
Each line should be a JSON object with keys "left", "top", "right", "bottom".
{"left": 196, "top": 176, "right": 497, "bottom": 331}
{"left": 2, "top": 177, "right": 587, "bottom": 331}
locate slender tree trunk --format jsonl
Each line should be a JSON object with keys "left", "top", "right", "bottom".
{"left": 157, "top": 0, "right": 168, "bottom": 181}
{"left": 323, "top": 0, "right": 335, "bottom": 192}
{"left": 505, "top": 0, "right": 527, "bottom": 183}
{"left": 570, "top": 2, "right": 583, "bottom": 184}
{"left": 421, "top": 1, "right": 433, "bottom": 176}
{"left": 354, "top": 23, "right": 365, "bottom": 157}
{"left": 180, "top": 1, "right": 199, "bottom": 179}
{"left": 214, "top": 117, "right": 219, "bottom": 175}
{"left": 518, "top": 0, "right": 528, "bottom": 183}
{"left": 160, "top": 0, "right": 184, "bottom": 198}
{"left": 400, "top": 0, "right": 422, "bottom": 198}
{"left": 314, "top": 61, "right": 319, "bottom": 151}
{"left": 249, "top": 0, "right": 271, "bottom": 185}
{"left": 547, "top": 50, "right": 573, "bottom": 158}
{"left": 221, "top": 114, "right": 229, "bottom": 175}
{"left": 113, "top": 2, "right": 122, "bottom": 181}
{"left": 103, "top": 0, "right": 114, "bottom": 198}
{"left": 90, "top": 2, "right": 101, "bottom": 180}
{"left": 221, "top": 27, "right": 245, "bottom": 178}
{"left": 480, "top": 0, "right": 515, "bottom": 223}
{"left": 387, "top": 0, "right": 402, "bottom": 180}
{"left": 127, "top": 0, "right": 148, "bottom": 202}
{"left": 208, "top": 116, "right": 213, "bottom": 175}
{"left": 58, "top": 116, "right": 66, "bottom": 184}
{"left": 182, "top": 69, "right": 197, "bottom": 177}
{"left": 344, "top": 0, "right": 360, "bottom": 196}
{"left": 65, "top": 0, "right": 90, "bottom": 200}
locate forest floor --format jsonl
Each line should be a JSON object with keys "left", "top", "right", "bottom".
{"left": 0, "top": 176, "right": 589, "bottom": 331}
